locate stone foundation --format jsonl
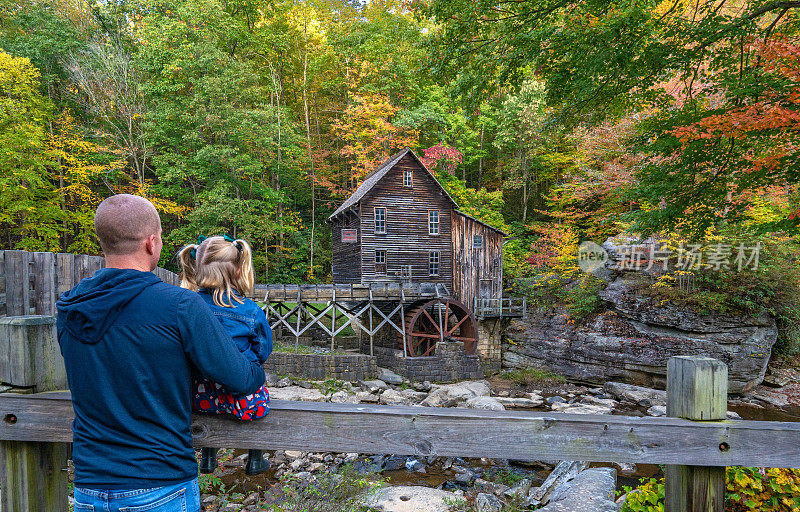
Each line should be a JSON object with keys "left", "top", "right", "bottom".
{"left": 477, "top": 318, "right": 504, "bottom": 374}
{"left": 264, "top": 353, "right": 378, "bottom": 382}
{"left": 374, "top": 341, "right": 483, "bottom": 383}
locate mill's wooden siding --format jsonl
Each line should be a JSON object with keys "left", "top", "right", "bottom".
{"left": 330, "top": 212, "right": 362, "bottom": 284}
{"left": 452, "top": 213, "right": 503, "bottom": 310}
{"left": 359, "top": 154, "right": 454, "bottom": 289}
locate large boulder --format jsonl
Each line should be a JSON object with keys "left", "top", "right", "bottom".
{"left": 465, "top": 396, "right": 506, "bottom": 411}
{"left": 536, "top": 468, "right": 618, "bottom": 512}
{"left": 504, "top": 275, "right": 777, "bottom": 393}
{"left": 269, "top": 386, "right": 325, "bottom": 402}
{"left": 421, "top": 381, "right": 491, "bottom": 407}
{"left": 604, "top": 382, "right": 666, "bottom": 407}
{"left": 379, "top": 389, "right": 427, "bottom": 406}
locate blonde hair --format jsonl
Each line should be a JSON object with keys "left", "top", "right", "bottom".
{"left": 178, "top": 236, "right": 254, "bottom": 307}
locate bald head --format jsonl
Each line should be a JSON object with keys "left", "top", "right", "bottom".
{"left": 95, "top": 194, "right": 162, "bottom": 256}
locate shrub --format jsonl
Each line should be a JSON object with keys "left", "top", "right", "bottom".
{"left": 726, "top": 467, "right": 800, "bottom": 511}
{"left": 620, "top": 478, "right": 663, "bottom": 512}
{"left": 270, "top": 465, "right": 383, "bottom": 512}
{"left": 619, "top": 468, "right": 800, "bottom": 512}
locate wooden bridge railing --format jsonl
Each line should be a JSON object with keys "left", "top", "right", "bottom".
{"left": 1, "top": 316, "right": 799, "bottom": 511}
{"left": 0, "top": 250, "right": 179, "bottom": 317}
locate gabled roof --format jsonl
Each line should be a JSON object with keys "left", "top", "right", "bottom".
{"left": 328, "top": 148, "right": 458, "bottom": 222}
{"left": 454, "top": 210, "right": 508, "bottom": 236}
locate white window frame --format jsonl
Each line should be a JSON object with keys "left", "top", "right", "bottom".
{"left": 428, "top": 210, "right": 439, "bottom": 235}
{"left": 403, "top": 170, "right": 413, "bottom": 188}
{"left": 429, "top": 251, "right": 440, "bottom": 276}
{"left": 374, "top": 207, "right": 386, "bottom": 234}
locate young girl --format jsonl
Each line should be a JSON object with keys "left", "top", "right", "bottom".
{"left": 179, "top": 235, "right": 273, "bottom": 476}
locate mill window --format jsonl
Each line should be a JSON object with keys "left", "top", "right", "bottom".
{"left": 429, "top": 210, "right": 439, "bottom": 235}
{"left": 374, "top": 207, "right": 386, "bottom": 234}
{"left": 403, "top": 170, "right": 413, "bottom": 187}
{"left": 429, "top": 251, "right": 440, "bottom": 276}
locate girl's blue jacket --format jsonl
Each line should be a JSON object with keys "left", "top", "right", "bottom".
{"left": 197, "top": 289, "right": 273, "bottom": 365}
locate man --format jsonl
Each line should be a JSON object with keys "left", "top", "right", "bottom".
{"left": 57, "top": 194, "right": 265, "bottom": 512}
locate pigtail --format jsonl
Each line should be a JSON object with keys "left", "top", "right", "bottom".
{"left": 234, "top": 239, "right": 255, "bottom": 296}
{"left": 178, "top": 244, "right": 199, "bottom": 291}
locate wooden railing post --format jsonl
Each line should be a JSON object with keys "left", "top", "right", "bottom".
{"left": 0, "top": 316, "right": 69, "bottom": 512}
{"left": 666, "top": 356, "right": 728, "bottom": 512}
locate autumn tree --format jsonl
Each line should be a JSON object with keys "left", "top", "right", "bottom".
{"left": 0, "top": 51, "right": 61, "bottom": 250}
{"left": 331, "top": 92, "right": 418, "bottom": 192}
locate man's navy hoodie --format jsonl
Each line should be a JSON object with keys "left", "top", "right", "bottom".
{"left": 56, "top": 268, "right": 265, "bottom": 489}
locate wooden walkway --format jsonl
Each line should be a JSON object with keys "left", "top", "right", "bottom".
{"left": 253, "top": 282, "right": 450, "bottom": 302}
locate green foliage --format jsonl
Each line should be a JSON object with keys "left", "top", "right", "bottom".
{"left": 316, "top": 379, "right": 350, "bottom": 396}
{"left": 488, "top": 467, "right": 524, "bottom": 488}
{"left": 273, "top": 342, "right": 345, "bottom": 355}
{"left": 0, "top": 50, "right": 60, "bottom": 251}
{"left": 500, "top": 367, "right": 565, "bottom": 387}
{"left": 620, "top": 468, "right": 800, "bottom": 512}
{"left": 273, "top": 464, "right": 383, "bottom": 512}
{"left": 727, "top": 466, "right": 800, "bottom": 511}
{"left": 520, "top": 273, "right": 606, "bottom": 322}
{"left": 620, "top": 477, "right": 664, "bottom": 512}
{"left": 435, "top": 170, "right": 508, "bottom": 232}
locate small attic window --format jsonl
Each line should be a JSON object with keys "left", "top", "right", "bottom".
{"left": 473, "top": 235, "right": 484, "bottom": 249}
{"left": 403, "top": 170, "right": 412, "bottom": 187}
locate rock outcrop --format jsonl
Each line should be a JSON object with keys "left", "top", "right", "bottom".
{"left": 505, "top": 273, "right": 777, "bottom": 393}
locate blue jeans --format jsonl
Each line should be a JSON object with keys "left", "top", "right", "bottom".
{"left": 73, "top": 478, "right": 200, "bottom": 512}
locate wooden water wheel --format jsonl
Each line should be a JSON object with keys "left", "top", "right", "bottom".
{"left": 400, "top": 298, "right": 478, "bottom": 357}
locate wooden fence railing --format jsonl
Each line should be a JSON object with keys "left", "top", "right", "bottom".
{"left": 0, "top": 250, "right": 179, "bottom": 316}
{"left": 0, "top": 314, "right": 799, "bottom": 512}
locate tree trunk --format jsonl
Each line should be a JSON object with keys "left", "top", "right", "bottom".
{"left": 478, "top": 124, "right": 484, "bottom": 189}
{"left": 303, "top": 18, "right": 315, "bottom": 280}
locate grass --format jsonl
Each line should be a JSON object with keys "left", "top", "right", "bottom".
{"left": 500, "top": 367, "right": 565, "bottom": 387}
{"left": 315, "top": 379, "right": 353, "bottom": 396}
{"left": 267, "top": 464, "right": 385, "bottom": 512}
{"left": 272, "top": 342, "right": 347, "bottom": 355}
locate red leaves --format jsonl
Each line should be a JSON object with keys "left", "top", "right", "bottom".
{"left": 419, "top": 143, "right": 463, "bottom": 174}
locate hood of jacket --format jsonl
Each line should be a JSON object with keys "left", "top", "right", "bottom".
{"left": 56, "top": 268, "right": 161, "bottom": 345}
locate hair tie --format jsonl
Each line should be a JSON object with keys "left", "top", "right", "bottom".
{"left": 189, "top": 247, "right": 197, "bottom": 260}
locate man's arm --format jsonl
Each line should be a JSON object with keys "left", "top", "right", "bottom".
{"left": 177, "top": 291, "right": 264, "bottom": 395}
{"left": 253, "top": 305, "right": 273, "bottom": 365}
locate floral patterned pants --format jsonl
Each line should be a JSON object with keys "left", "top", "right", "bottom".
{"left": 191, "top": 377, "right": 269, "bottom": 421}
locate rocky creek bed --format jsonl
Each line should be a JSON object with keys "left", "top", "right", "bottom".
{"left": 153, "top": 364, "right": 800, "bottom": 512}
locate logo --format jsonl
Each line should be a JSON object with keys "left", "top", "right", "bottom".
{"left": 577, "top": 241, "right": 609, "bottom": 273}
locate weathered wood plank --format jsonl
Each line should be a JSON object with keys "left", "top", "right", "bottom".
{"left": 0, "top": 316, "right": 65, "bottom": 391}
{"left": 0, "top": 440, "right": 69, "bottom": 512}
{"left": 4, "top": 251, "right": 31, "bottom": 316}
{"left": 667, "top": 356, "right": 728, "bottom": 421}
{"left": 666, "top": 356, "right": 728, "bottom": 512}
{"left": 32, "top": 252, "right": 56, "bottom": 316}
{"left": 55, "top": 253, "right": 75, "bottom": 299}
{"left": 0, "top": 314, "right": 68, "bottom": 512}
{"left": 2, "top": 393, "right": 800, "bottom": 468}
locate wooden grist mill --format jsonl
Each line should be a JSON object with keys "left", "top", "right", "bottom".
{"left": 260, "top": 148, "right": 523, "bottom": 378}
